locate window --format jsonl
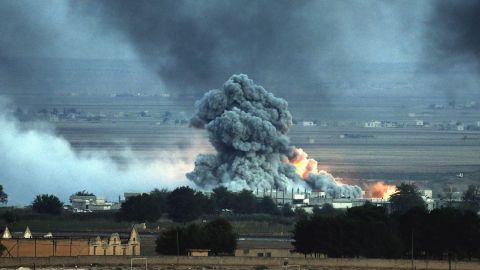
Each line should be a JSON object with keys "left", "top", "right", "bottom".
{"left": 257, "top": 253, "right": 264, "bottom": 257}
{"left": 243, "top": 249, "right": 250, "bottom": 255}
{"left": 93, "top": 246, "right": 97, "bottom": 255}
{"left": 266, "top": 252, "right": 272, "bottom": 257}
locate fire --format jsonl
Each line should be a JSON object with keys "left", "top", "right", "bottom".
{"left": 289, "top": 148, "right": 397, "bottom": 199}
{"left": 368, "top": 181, "right": 397, "bottom": 199}
{"left": 289, "top": 148, "right": 319, "bottom": 179}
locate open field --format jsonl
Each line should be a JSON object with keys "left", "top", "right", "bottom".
{"left": 0, "top": 255, "right": 479, "bottom": 270}
{"left": 53, "top": 123, "right": 480, "bottom": 187}
{"left": 14, "top": 94, "right": 480, "bottom": 194}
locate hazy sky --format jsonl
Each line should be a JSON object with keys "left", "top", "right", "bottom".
{"left": 2, "top": 0, "right": 479, "bottom": 105}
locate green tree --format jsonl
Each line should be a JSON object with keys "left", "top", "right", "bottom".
{"left": 32, "top": 194, "right": 63, "bottom": 215}
{"left": 257, "top": 196, "right": 279, "bottom": 215}
{"left": 426, "top": 208, "right": 480, "bottom": 262}
{"left": 294, "top": 207, "right": 309, "bottom": 221}
{"left": 292, "top": 218, "right": 314, "bottom": 256}
{"left": 280, "top": 204, "right": 295, "bottom": 217}
{"left": 116, "top": 192, "right": 163, "bottom": 222}
{"left": 194, "top": 191, "right": 214, "bottom": 215}
{"left": 167, "top": 186, "right": 202, "bottom": 223}
{"left": 203, "top": 217, "right": 237, "bottom": 255}
{"left": 231, "top": 189, "right": 256, "bottom": 214}
{"left": 155, "top": 226, "right": 188, "bottom": 255}
{"left": 396, "top": 207, "right": 428, "bottom": 258}
{"left": 294, "top": 204, "right": 403, "bottom": 259}
{"left": 389, "top": 183, "right": 425, "bottom": 214}
{"left": 0, "top": 185, "right": 7, "bottom": 204}
{"left": 156, "top": 218, "right": 237, "bottom": 256}
{"left": 74, "top": 190, "right": 94, "bottom": 196}
{"left": 462, "top": 185, "right": 480, "bottom": 211}
{"left": 345, "top": 204, "right": 402, "bottom": 258}
{"left": 211, "top": 186, "right": 234, "bottom": 212}
{"left": 2, "top": 210, "right": 19, "bottom": 224}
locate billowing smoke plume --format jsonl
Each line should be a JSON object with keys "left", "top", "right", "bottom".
{"left": 0, "top": 0, "right": 162, "bottom": 107}
{"left": 428, "top": 0, "right": 480, "bottom": 67}
{"left": 73, "top": 0, "right": 431, "bottom": 100}
{"left": 291, "top": 148, "right": 363, "bottom": 199}
{"left": 423, "top": 0, "right": 480, "bottom": 100}
{"left": 0, "top": 99, "right": 192, "bottom": 205}
{"left": 72, "top": 0, "right": 323, "bottom": 97}
{"left": 188, "top": 74, "right": 362, "bottom": 198}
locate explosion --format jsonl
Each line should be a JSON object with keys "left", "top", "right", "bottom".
{"left": 289, "top": 148, "right": 361, "bottom": 198}
{"left": 366, "top": 181, "right": 397, "bottom": 199}
{"left": 289, "top": 148, "right": 319, "bottom": 178}
{"left": 187, "top": 74, "right": 363, "bottom": 198}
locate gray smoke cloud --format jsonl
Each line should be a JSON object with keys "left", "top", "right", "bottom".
{"left": 73, "top": 0, "right": 323, "bottom": 98}
{"left": 1, "top": 0, "right": 446, "bottom": 104}
{"left": 73, "top": 0, "right": 430, "bottom": 100}
{"left": 428, "top": 0, "right": 480, "bottom": 66}
{"left": 0, "top": 98, "right": 193, "bottom": 205}
{"left": 0, "top": 0, "right": 162, "bottom": 106}
{"left": 423, "top": 0, "right": 480, "bottom": 100}
{"left": 187, "top": 74, "right": 362, "bottom": 198}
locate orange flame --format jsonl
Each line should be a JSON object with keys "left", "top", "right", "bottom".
{"left": 367, "top": 181, "right": 396, "bottom": 199}
{"left": 289, "top": 148, "right": 319, "bottom": 179}
{"left": 289, "top": 148, "right": 396, "bottom": 199}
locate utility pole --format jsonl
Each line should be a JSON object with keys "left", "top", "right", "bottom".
{"left": 411, "top": 229, "right": 414, "bottom": 270}
{"left": 176, "top": 231, "right": 180, "bottom": 256}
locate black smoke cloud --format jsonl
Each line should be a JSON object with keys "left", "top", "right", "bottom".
{"left": 187, "top": 74, "right": 363, "bottom": 198}
{"left": 428, "top": 0, "right": 480, "bottom": 66}
{"left": 0, "top": 0, "right": 162, "bottom": 106}
{"left": 75, "top": 0, "right": 325, "bottom": 97}
{"left": 0, "top": 1, "right": 56, "bottom": 96}
{"left": 1, "top": 0, "right": 433, "bottom": 103}
{"left": 424, "top": 0, "right": 480, "bottom": 99}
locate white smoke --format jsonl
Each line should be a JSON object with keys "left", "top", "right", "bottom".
{"left": 0, "top": 100, "right": 192, "bottom": 205}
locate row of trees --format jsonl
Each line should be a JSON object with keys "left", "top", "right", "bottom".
{"left": 293, "top": 183, "right": 480, "bottom": 260}
{"left": 116, "top": 186, "right": 292, "bottom": 223}
{"left": 293, "top": 204, "right": 480, "bottom": 260}
{"left": 294, "top": 203, "right": 401, "bottom": 258}
{"left": 1, "top": 185, "right": 63, "bottom": 216}
{"left": 155, "top": 218, "right": 237, "bottom": 255}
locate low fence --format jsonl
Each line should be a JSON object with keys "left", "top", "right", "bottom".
{"left": 0, "top": 256, "right": 479, "bottom": 270}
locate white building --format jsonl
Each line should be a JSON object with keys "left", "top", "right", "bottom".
{"left": 70, "top": 194, "right": 120, "bottom": 212}
{"left": 365, "top": 121, "right": 381, "bottom": 128}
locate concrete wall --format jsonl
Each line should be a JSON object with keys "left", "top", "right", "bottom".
{"left": 0, "top": 256, "right": 478, "bottom": 270}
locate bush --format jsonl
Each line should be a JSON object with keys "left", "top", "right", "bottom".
{"left": 32, "top": 194, "right": 63, "bottom": 215}
{"left": 156, "top": 218, "right": 237, "bottom": 255}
